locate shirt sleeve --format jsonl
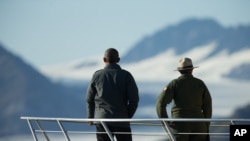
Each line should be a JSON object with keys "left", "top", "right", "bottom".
{"left": 156, "top": 83, "right": 174, "bottom": 118}
{"left": 126, "top": 73, "right": 139, "bottom": 118}
{"left": 202, "top": 84, "right": 212, "bottom": 119}
{"left": 85, "top": 75, "right": 97, "bottom": 118}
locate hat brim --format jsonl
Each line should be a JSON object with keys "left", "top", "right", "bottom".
{"left": 174, "top": 66, "right": 198, "bottom": 71}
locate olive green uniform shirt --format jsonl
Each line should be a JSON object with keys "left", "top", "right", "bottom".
{"left": 156, "top": 74, "right": 212, "bottom": 119}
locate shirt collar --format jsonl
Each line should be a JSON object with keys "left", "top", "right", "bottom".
{"left": 180, "top": 74, "right": 193, "bottom": 78}
{"left": 104, "top": 63, "right": 121, "bottom": 70}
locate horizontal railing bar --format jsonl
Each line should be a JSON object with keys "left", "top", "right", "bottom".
{"left": 131, "top": 123, "right": 230, "bottom": 127}
{"left": 20, "top": 117, "right": 250, "bottom": 122}
{"left": 33, "top": 129, "right": 229, "bottom": 136}
{"left": 29, "top": 121, "right": 233, "bottom": 128}
{"left": 210, "top": 124, "right": 229, "bottom": 127}
{"left": 35, "top": 130, "right": 62, "bottom": 133}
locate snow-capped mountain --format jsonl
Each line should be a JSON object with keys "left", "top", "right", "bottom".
{"left": 41, "top": 19, "right": 250, "bottom": 83}
{"left": 122, "top": 18, "right": 250, "bottom": 63}
{"left": 41, "top": 42, "right": 250, "bottom": 83}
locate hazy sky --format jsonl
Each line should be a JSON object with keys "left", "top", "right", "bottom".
{"left": 1, "top": 0, "right": 250, "bottom": 68}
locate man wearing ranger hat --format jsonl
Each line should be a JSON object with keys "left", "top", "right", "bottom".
{"left": 156, "top": 57, "right": 212, "bottom": 141}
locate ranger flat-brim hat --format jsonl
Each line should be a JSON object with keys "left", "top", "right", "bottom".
{"left": 174, "top": 57, "right": 198, "bottom": 71}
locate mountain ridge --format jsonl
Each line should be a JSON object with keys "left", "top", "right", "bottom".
{"left": 41, "top": 42, "right": 250, "bottom": 82}
{"left": 0, "top": 45, "right": 85, "bottom": 136}
{"left": 41, "top": 19, "right": 250, "bottom": 82}
{"left": 121, "top": 18, "right": 250, "bottom": 63}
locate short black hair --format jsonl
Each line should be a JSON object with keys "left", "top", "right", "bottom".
{"left": 104, "top": 48, "right": 120, "bottom": 63}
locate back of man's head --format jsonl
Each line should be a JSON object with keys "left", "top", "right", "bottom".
{"left": 104, "top": 48, "right": 120, "bottom": 63}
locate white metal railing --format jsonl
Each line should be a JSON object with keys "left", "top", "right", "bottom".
{"left": 20, "top": 117, "right": 250, "bottom": 141}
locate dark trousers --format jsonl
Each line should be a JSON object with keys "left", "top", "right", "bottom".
{"left": 171, "top": 122, "right": 207, "bottom": 141}
{"left": 96, "top": 124, "right": 132, "bottom": 141}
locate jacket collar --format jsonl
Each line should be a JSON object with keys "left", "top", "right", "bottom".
{"left": 104, "top": 63, "right": 121, "bottom": 70}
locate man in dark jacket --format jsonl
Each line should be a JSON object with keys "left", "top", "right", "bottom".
{"left": 86, "top": 48, "right": 139, "bottom": 141}
{"left": 156, "top": 57, "right": 212, "bottom": 141}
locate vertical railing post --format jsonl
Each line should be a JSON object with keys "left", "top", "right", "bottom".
{"left": 161, "top": 120, "right": 176, "bottom": 141}
{"left": 35, "top": 120, "right": 50, "bottom": 141}
{"left": 100, "top": 121, "right": 115, "bottom": 141}
{"left": 27, "top": 119, "right": 38, "bottom": 141}
{"left": 230, "top": 120, "right": 235, "bottom": 125}
{"left": 57, "top": 120, "right": 71, "bottom": 141}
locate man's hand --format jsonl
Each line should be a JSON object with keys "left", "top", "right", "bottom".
{"left": 168, "top": 121, "right": 175, "bottom": 127}
{"left": 88, "top": 121, "right": 94, "bottom": 126}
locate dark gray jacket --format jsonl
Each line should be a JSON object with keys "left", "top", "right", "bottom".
{"left": 86, "top": 64, "right": 139, "bottom": 120}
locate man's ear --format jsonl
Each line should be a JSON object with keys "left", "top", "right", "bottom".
{"left": 103, "top": 57, "right": 107, "bottom": 62}
{"left": 117, "top": 57, "right": 120, "bottom": 63}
